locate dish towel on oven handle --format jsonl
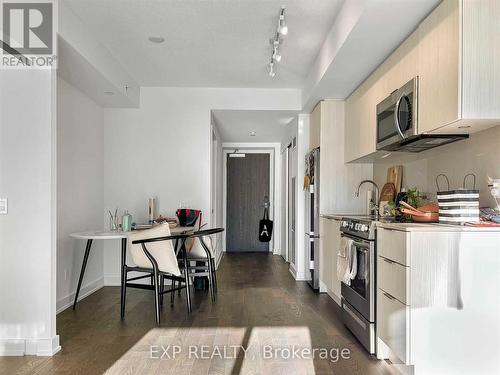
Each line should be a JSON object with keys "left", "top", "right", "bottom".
{"left": 338, "top": 237, "right": 355, "bottom": 285}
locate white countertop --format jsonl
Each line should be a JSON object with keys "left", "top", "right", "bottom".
{"left": 376, "top": 221, "right": 500, "bottom": 233}
{"left": 321, "top": 213, "right": 500, "bottom": 232}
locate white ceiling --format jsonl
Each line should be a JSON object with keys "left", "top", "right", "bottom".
{"left": 62, "top": 0, "right": 343, "bottom": 88}
{"left": 213, "top": 110, "right": 298, "bottom": 142}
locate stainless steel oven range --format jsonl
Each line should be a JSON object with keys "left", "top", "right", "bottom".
{"left": 340, "top": 217, "right": 376, "bottom": 354}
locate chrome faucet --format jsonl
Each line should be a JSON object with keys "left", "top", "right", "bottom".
{"left": 355, "top": 180, "right": 380, "bottom": 219}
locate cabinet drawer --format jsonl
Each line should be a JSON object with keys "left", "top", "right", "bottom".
{"left": 377, "top": 228, "right": 410, "bottom": 266}
{"left": 377, "top": 289, "right": 411, "bottom": 365}
{"left": 377, "top": 256, "right": 410, "bottom": 304}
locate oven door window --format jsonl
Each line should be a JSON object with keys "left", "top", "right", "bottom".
{"left": 377, "top": 105, "right": 397, "bottom": 143}
{"left": 349, "top": 245, "right": 369, "bottom": 298}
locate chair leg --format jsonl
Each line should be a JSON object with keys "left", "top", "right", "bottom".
{"left": 160, "top": 274, "right": 164, "bottom": 307}
{"left": 182, "top": 247, "right": 192, "bottom": 313}
{"left": 211, "top": 258, "right": 218, "bottom": 295}
{"left": 207, "top": 259, "right": 215, "bottom": 302}
{"left": 170, "top": 279, "right": 176, "bottom": 306}
{"left": 153, "top": 270, "right": 161, "bottom": 325}
{"left": 120, "top": 265, "right": 127, "bottom": 319}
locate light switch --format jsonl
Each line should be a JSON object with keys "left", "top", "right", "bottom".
{"left": 0, "top": 198, "right": 8, "bottom": 214}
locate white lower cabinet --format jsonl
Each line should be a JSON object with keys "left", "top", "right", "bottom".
{"left": 377, "top": 256, "right": 410, "bottom": 304}
{"left": 377, "top": 227, "right": 411, "bottom": 365}
{"left": 377, "top": 289, "right": 410, "bottom": 365}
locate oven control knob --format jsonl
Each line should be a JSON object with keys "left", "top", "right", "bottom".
{"left": 360, "top": 224, "right": 369, "bottom": 232}
{"left": 354, "top": 223, "right": 361, "bottom": 231}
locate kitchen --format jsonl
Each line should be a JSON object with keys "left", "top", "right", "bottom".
{"left": 306, "top": 0, "right": 500, "bottom": 374}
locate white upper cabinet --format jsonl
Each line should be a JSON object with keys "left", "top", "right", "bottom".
{"left": 315, "top": 100, "right": 372, "bottom": 214}
{"left": 345, "top": 0, "right": 500, "bottom": 162}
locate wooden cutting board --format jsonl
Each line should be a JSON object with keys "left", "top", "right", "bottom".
{"left": 387, "top": 166, "right": 403, "bottom": 193}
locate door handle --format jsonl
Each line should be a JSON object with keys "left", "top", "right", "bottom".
{"left": 382, "top": 257, "right": 395, "bottom": 265}
{"left": 383, "top": 292, "right": 396, "bottom": 300}
{"left": 394, "top": 93, "right": 406, "bottom": 139}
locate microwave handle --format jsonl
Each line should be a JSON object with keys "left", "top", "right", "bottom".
{"left": 394, "top": 93, "right": 406, "bottom": 139}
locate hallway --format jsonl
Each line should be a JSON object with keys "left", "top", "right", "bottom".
{"left": 1, "top": 254, "right": 391, "bottom": 375}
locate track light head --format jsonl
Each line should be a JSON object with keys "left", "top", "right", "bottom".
{"left": 279, "top": 7, "right": 288, "bottom": 36}
{"left": 268, "top": 61, "right": 276, "bottom": 78}
{"left": 273, "top": 47, "right": 282, "bottom": 62}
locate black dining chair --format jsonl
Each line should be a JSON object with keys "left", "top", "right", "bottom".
{"left": 183, "top": 228, "right": 223, "bottom": 302}
{"left": 126, "top": 224, "right": 193, "bottom": 325}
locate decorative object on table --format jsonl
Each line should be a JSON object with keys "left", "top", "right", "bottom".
{"left": 132, "top": 223, "right": 153, "bottom": 230}
{"left": 154, "top": 215, "right": 178, "bottom": 228}
{"left": 436, "top": 173, "right": 480, "bottom": 225}
{"left": 258, "top": 207, "right": 273, "bottom": 242}
{"left": 108, "top": 208, "right": 119, "bottom": 231}
{"left": 176, "top": 208, "right": 202, "bottom": 228}
{"left": 488, "top": 176, "right": 500, "bottom": 211}
{"left": 121, "top": 210, "right": 132, "bottom": 232}
{"left": 148, "top": 198, "right": 156, "bottom": 224}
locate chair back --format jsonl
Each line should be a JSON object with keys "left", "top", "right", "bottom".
{"left": 128, "top": 223, "right": 181, "bottom": 276}
{"left": 188, "top": 228, "right": 224, "bottom": 258}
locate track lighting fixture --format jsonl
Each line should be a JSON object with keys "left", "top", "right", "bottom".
{"left": 268, "top": 61, "right": 276, "bottom": 77}
{"left": 273, "top": 46, "right": 282, "bottom": 62}
{"left": 279, "top": 7, "right": 288, "bottom": 36}
{"left": 266, "top": 6, "right": 288, "bottom": 78}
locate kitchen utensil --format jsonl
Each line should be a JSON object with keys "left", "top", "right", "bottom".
{"left": 379, "top": 183, "right": 396, "bottom": 214}
{"left": 400, "top": 201, "right": 424, "bottom": 213}
{"left": 418, "top": 202, "right": 439, "bottom": 213}
{"left": 401, "top": 208, "right": 439, "bottom": 222}
{"left": 387, "top": 166, "right": 403, "bottom": 193}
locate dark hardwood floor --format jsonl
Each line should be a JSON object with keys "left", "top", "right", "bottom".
{"left": 0, "top": 254, "right": 393, "bottom": 375}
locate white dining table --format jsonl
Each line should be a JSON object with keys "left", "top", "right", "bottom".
{"left": 69, "top": 226, "right": 197, "bottom": 311}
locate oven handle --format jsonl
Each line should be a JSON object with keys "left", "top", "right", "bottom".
{"left": 341, "top": 234, "right": 370, "bottom": 251}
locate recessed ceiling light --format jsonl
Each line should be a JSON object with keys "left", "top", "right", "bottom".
{"left": 104, "top": 91, "right": 114, "bottom": 95}
{"left": 250, "top": 131, "right": 256, "bottom": 137}
{"left": 148, "top": 36, "right": 165, "bottom": 44}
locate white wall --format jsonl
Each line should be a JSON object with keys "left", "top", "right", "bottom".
{"left": 0, "top": 70, "right": 59, "bottom": 356}
{"left": 103, "top": 87, "right": 300, "bottom": 284}
{"left": 374, "top": 126, "right": 500, "bottom": 208}
{"left": 56, "top": 78, "right": 104, "bottom": 312}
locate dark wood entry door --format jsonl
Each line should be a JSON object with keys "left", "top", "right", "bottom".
{"left": 226, "top": 153, "right": 270, "bottom": 252}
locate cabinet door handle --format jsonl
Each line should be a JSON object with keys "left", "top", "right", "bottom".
{"left": 383, "top": 292, "right": 396, "bottom": 300}
{"left": 382, "top": 257, "right": 395, "bottom": 265}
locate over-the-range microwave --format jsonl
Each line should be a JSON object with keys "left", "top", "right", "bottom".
{"left": 376, "top": 77, "right": 468, "bottom": 152}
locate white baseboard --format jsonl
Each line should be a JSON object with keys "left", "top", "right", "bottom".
{"left": 25, "top": 336, "right": 61, "bottom": 356}
{"left": 0, "top": 339, "right": 25, "bottom": 356}
{"left": 104, "top": 275, "right": 121, "bottom": 286}
{"left": 57, "top": 277, "right": 104, "bottom": 314}
{"left": 326, "top": 289, "right": 341, "bottom": 306}
{"left": 1, "top": 336, "right": 60, "bottom": 357}
{"left": 288, "top": 263, "right": 309, "bottom": 281}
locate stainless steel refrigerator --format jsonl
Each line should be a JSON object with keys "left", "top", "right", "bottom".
{"left": 305, "top": 147, "right": 320, "bottom": 290}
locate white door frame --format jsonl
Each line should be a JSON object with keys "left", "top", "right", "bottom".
{"left": 281, "top": 145, "right": 290, "bottom": 262}
{"left": 222, "top": 142, "right": 281, "bottom": 254}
